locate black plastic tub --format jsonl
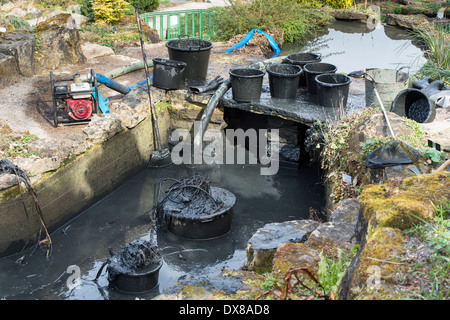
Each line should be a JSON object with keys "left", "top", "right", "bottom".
{"left": 106, "top": 240, "right": 163, "bottom": 294}
{"left": 166, "top": 38, "right": 213, "bottom": 86}
{"left": 390, "top": 88, "right": 436, "bottom": 123}
{"left": 303, "top": 63, "right": 337, "bottom": 95}
{"left": 229, "top": 68, "right": 265, "bottom": 102}
{"left": 285, "top": 52, "right": 322, "bottom": 87}
{"left": 152, "top": 58, "right": 187, "bottom": 90}
{"left": 108, "top": 259, "right": 163, "bottom": 294}
{"left": 160, "top": 187, "right": 236, "bottom": 240}
{"left": 315, "top": 73, "right": 352, "bottom": 109}
{"left": 266, "top": 64, "right": 302, "bottom": 99}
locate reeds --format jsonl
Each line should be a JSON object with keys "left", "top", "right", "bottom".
{"left": 414, "top": 23, "right": 450, "bottom": 84}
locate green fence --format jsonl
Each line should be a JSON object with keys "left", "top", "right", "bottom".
{"left": 140, "top": 9, "right": 214, "bottom": 41}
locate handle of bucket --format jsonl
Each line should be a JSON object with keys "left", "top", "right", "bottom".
{"left": 178, "top": 34, "right": 190, "bottom": 39}
{"left": 188, "top": 45, "right": 201, "bottom": 52}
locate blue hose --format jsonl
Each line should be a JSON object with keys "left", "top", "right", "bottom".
{"left": 223, "top": 29, "right": 281, "bottom": 57}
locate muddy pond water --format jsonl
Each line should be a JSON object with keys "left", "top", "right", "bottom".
{"left": 0, "top": 161, "right": 325, "bottom": 299}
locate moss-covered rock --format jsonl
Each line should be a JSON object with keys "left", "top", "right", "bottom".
{"left": 35, "top": 13, "right": 86, "bottom": 70}
{"left": 271, "top": 242, "right": 320, "bottom": 280}
{"left": 348, "top": 226, "right": 407, "bottom": 299}
{"left": 360, "top": 172, "right": 450, "bottom": 233}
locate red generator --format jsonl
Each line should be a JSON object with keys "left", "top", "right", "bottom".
{"left": 50, "top": 69, "right": 99, "bottom": 127}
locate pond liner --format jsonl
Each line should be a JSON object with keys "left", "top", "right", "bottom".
{"left": 156, "top": 176, "right": 236, "bottom": 240}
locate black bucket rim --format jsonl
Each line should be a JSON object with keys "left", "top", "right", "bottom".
{"left": 152, "top": 58, "right": 187, "bottom": 69}
{"left": 229, "top": 67, "right": 265, "bottom": 78}
{"left": 266, "top": 63, "right": 302, "bottom": 78}
{"left": 304, "top": 62, "right": 337, "bottom": 74}
{"left": 165, "top": 38, "right": 213, "bottom": 52}
{"left": 315, "top": 73, "right": 352, "bottom": 87}
{"left": 286, "top": 52, "right": 322, "bottom": 65}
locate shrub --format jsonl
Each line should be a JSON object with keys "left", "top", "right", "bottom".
{"left": 127, "top": 0, "right": 160, "bottom": 13}
{"left": 92, "top": 0, "right": 130, "bottom": 24}
{"left": 211, "top": 0, "right": 331, "bottom": 43}
{"left": 79, "top": 0, "right": 95, "bottom": 21}
{"left": 325, "top": 0, "right": 352, "bottom": 9}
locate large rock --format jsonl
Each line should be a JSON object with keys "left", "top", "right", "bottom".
{"left": 246, "top": 219, "right": 320, "bottom": 273}
{"left": 305, "top": 221, "right": 356, "bottom": 251}
{"left": 0, "top": 31, "right": 35, "bottom": 86}
{"left": 35, "top": 13, "right": 86, "bottom": 70}
{"left": 384, "top": 14, "right": 433, "bottom": 32}
{"left": 271, "top": 242, "right": 321, "bottom": 278}
{"left": 82, "top": 114, "right": 122, "bottom": 145}
{"left": 331, "top": 9, "right": 370, "bottom": 22}
{"left": 0, "top": 53, "right": 17, "bottom": 87}
{"left": 331, "top": 198, "right": 360, "bottom": 226}
{"left": 81, "top": 43, "right": 114, "bottom": 61}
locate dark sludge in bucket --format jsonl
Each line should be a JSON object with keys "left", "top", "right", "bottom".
{"left": 266, "top": 64, "right": 302, "bottom": 99}
{"left": 106, "top": 239, "right": 163, "bottom": 294}
{"left": 229, "top": 68, "right": 265, "bottom": 102}
{"left": 156, "top": 175, "right": 236, "bottom": 240}
{"left": 303, "top": 63, "right": 337, "bottom": 95}
{"left": 390, "top": 88, "right": 436, "bottom": 123}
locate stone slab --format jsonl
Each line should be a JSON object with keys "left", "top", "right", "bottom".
{"left": 221, "top": 82, "right": 343, "bottom": 126}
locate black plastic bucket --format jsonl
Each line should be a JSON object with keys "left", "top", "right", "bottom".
{"left": 229, "top": 68, "right": 265, "bottom": 102}
{"left": 165, "top": 37, "right": 213, "bottom": 86}
{"left": 108, "top": 259, "right": 163, "bottom": 294}
{"left": 390, "top": 88, "right": 436, "bottom": 123}
{"left": 266, "top": 64, "right": 302, "bottom": 99}
{"left": 161, "top": 187, "right": 236, "bottom": 240}
{"left": 285, "top": 52, "right": 322, "bottom": 87}
{"left": 315, "top": 73, "right": 352, "bottom": 109}
{"left": 304, "top": 63, "right": 337, "bottom": 95}
{"left": 152, "top": 58, "right": 187, "bottom": 90}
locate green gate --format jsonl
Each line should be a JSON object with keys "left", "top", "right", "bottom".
{"left": 140, "top": 9, "right": 214, "bottom": 41}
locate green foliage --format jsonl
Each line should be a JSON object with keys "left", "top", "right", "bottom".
{"left": 6, "top": 15, "right": 30, "bottom": 30}
{"left": 414, "top": 24, "right": 450, "bottom": 85}
{"left": 417, "top": 147, "right": 446, "bottom": 167}
{"left": 79, "top": 0, "right": 95, "bottom": 22}
{"left": 4, "top": 134, "right": 39, "bottom": 158}
{"left": 127, "top": 0, "right": 159, "bottom": 13}
{"left": 210, "top": 0, "right": 331, "bottom": 43}
{"left": 92, "top": 0, "right": 130, "bottom": 25}
{"left": 325, "top": 0, "right": 352, "bottom": 9}
{"left": 320, "top": 108, "right": 377, "bottom": 203}
{"left": 318, "top": 246, "right": 359, "bottom": 294}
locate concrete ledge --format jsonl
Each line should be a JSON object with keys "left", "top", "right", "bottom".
{"left": 0, "top": 113, "right": 167, "bottom": 257}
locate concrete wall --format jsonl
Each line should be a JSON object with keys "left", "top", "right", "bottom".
{"left": 0, "top": 111, "right": 170, "bottom": 257}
